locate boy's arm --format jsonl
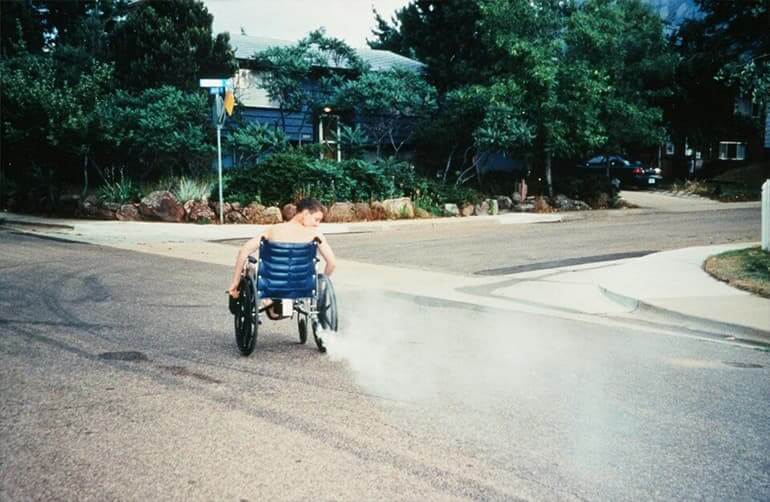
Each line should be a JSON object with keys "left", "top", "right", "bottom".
{"left": 316, "top": 231, "right": 336, "bottom": 277}
{"left": 228, "top": 234, "right": 263, "bottom": 297}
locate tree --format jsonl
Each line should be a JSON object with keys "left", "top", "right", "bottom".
{"left": 254, "top": 29, "right": 367, "bottom": 145}
{"left": 669, "top": 0, "right": 769, "bottom": 168}
{"left": 110, "top": 0, "right": 236, "bottom": 90}
{"left": 0, "top": 53, "right": 114, "bottom": 206}
{"left": 368, "top": 0, "right": 503, "bottom": 93}
{"left": 335, "top": 69, "right": 438, "bottom": 157}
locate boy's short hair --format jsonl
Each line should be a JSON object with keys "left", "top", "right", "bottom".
{"left": 295, "top": 198, "right": 325, "bottom": 214}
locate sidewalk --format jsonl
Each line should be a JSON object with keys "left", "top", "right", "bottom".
{"left": 486, "top": 242, "right": 770, "bottom": 341}
{"left": 0, "top": 210, "right": 561, "bottom": 245}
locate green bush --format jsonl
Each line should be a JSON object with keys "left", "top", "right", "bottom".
{"left": 173, "top": 176, "right": 212, "bottom": 202}
{"left": 95, "top": 169, "right": 141, "bottom": 204}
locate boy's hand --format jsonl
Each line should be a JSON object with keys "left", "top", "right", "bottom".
{"left": 228, "top": 283, "right": 240, "bottom": 298}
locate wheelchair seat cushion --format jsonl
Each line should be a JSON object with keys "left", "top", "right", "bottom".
{"left": 256, "top": 239, "right": 318, "bottom": 299}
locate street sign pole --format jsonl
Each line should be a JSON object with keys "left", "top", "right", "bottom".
{"left": 200, "top": 78, "right": 233, "bottom": 225}
{"left": 217, "top": 123, "right": 224, "bottom": 225}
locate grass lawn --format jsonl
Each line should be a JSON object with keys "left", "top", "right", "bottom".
{"left": 704, "top": 247, "right": 770, "bottom": 298}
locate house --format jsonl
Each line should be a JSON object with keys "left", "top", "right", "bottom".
{"left": 228, "top": 34, "right": 425, "bottom": 161}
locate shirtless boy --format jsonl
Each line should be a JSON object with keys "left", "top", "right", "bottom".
{"left": 227, "top": 198, "right": 336, "bottom": 299}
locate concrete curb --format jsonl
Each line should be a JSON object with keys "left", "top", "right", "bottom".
{"left": 0, "top": 217, "right": 75, "bottom": 230}
{"left": 599, "top": 285, "right": 770, "bottom": 344}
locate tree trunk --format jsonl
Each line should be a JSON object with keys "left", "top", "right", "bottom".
{"left": 545, "top": 150, "right": 553, "bottom": 197}
{"left": 82, "top": 153, "right": 89, "bottom": 199}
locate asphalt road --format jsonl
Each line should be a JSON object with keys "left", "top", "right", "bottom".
{"left": 326, "top": 207, "right": 761, "bottom": 275}
{"left": 2, "top": 228, "right": 769, "bottom": 501}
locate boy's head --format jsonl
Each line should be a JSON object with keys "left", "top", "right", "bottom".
{"left": 294, "top": 198, "right": 325, "bottom": 227}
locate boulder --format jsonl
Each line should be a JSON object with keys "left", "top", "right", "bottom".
{"left": 414, "top": 207, "right": 433, "bottom": 219}
{"left": 460, "top": 204, "right": 475, "bottom": 217}
{"left": 95, "top": 206, "right": 116, "bottom": 220}
{"left": 140, "top": 191, "right": 185, "bottom": 222}
{"left": 353, "top": 202, "right": 371, "bottom": 221}
{"left": 281, "top": 203, "right": 297, "bottom": 221}
{"left": 382, "top": 197, "right": 414, "bottom": 219}
{"left": 326, "top": 202, "right": 356, "bottom": 223}
{"left": 514, "top": 203, "right": 535, "bottom": 212}
{"left": 184, "top": 200, "right": 216, "bottom": 223}
{"left": 511, "top": 192, "right": 522, "bottom": 204}
{"left": 211, "top": 201, "right": 232, "bottom": 218}
{"left": 474, "top": 200, "right": 490, "bottom": 216}
{"left": 370, "top": 201, "right": 387, "bottom": 220}
{"left": 443, "top": 203, "right": 460, "bottom": 217}
{"left": 243, "top": 202, "right": 266, "bottom": 223}
{"left": 496, "top": 196, "right": 513, "bottom": 211}
{"left": 551, "top": 194, "right": 592, "bottom": 212}
{"left": 257, "top": 206, "right": 283, "bottom": 224}
{"left": 226, "top": 210, "right": 245, "bottom": 224}
{"left": 230, "top": 202, "right": 242, "bottom": 212}
{"left": 78, "top": 195, "right": 100, "bottom": 218}
{"left": 116, "top": 204, "right": 142, "bottom": 221}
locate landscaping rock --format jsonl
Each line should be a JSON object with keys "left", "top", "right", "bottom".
{"left": 95, "top": 206, "right": 116, "bottom": 220}
{"left": 460, "top": 204, "right": 475, "bottom": 217}
{"left": 281, "top": 203, "right": 297, "bottom": 221}
{"left": 512, "top": 192, "right": 522, "bottom": 204}
{"left": 353, "top": 202, "right": 371, "bottom": 221}
{"left": 474, "top": 200, "right": 490, "bottom": 216}
{"left": 140, "top": 191, "right": 184, "bottom": 222}
{"left": 185, "top": 200, "right": 216, "bottom": 223}
{"left": 211, "top": 201, "right": 231, "bottom": 216}
{"left": 414, "top": 207, "right": 433, "bottom": 219}
{"left": 369, "top": 201, "right": 387, "bottom": 220}
{"left": 443, "top": 203, "right": 460, "bottom": 217}
{"left": 230, "top": 202, "right": 242, "bottom": 212}
{"left": 496, "top": 196, "right": 513, "bottom": 211}
{"left": 258, "top": 206, "right": 283, "bottom": 224}
{"left": 78, "top": 195, "right": 100, "bottom": 218}
{"left": 383, "top": 197, "right": 414, "bottom": 219}
{"left": 226, "top": 210, "right": 245, "bottom": 224}
{"left": 243, "top": 202, "right": 266, "bottom": 223}
{"left": 514, "top": 203, "right": 535, "bottom": 212}
{"left": 327, "top": 202, "right": 356, "bottom": 223}
{"left": 116, "top": 204, "right": 142, "bottom": 221}
{"left": 552, "top": 194, "right": 591, "bottom": 211}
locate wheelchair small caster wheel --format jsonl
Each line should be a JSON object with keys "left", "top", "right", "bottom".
{"left": 298, "top": 315, "right": 308, "bottom": 345}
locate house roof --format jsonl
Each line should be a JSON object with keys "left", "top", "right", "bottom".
{"left": 230, "top": 34, "right": 425, "bottom": 73}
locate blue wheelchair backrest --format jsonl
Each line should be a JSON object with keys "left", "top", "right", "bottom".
{"left": 256, "top": 238, "right": 319, "bottom": 299}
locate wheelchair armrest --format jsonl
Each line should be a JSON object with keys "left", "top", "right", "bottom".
{"left": 248, "top": 256, "right": 257, "bottom": 264}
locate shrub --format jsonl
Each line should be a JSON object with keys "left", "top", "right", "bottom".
{"left": 95, "top": 168, "right": 141, "bottom": 204}
{"left": 173, "top": 177, "right": 212, "bottom": 202}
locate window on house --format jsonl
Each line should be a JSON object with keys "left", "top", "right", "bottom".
{"left": 318, "top": 114, "right": 340, "bottom": 162}
{"left": 718, "top": 141, "right": 747, "bottom": 160}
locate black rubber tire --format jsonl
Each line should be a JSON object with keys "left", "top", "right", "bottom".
{"left": 313, "top": 275, "right": 338, "bottom": 353}
{"left": 317, "top": 275, "right": 339, "bottom": 332}
{"left": 234, "top": 276, "right": 257, "bottom": 356}
{"left": 298, "top": 315, "right": 308, "bottom": 345}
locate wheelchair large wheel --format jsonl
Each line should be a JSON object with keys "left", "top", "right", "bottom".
{"left": 234, "top": 276, "right": 258, "bottom": 356}
{"left": 312, "top": 275, "right": 338, "bottom": 353}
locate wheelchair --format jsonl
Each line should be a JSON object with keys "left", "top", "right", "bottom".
{"left": 229, "top": 237, "right": 338, "bottom": 356}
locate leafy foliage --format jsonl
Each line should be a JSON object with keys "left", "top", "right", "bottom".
{"left": 110, "top": 0, "right": 236, "bottom": 90}
{"left": 95, "top": 168, "right": 141, "bottom": 204}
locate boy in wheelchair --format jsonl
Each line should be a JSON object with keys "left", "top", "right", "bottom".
{"left": 227, "top": 198, "right": 336, "bottom": 299}
{"left": 226, "top": 198, "right": 338, "bottom": 355}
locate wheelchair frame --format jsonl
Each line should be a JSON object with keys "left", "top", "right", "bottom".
{"left": 232, "top": 238, "right": 338, "bottom": 356}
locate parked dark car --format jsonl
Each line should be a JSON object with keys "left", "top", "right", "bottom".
{"left": 579, "top": 155, "right": 663, "bottom": 189}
